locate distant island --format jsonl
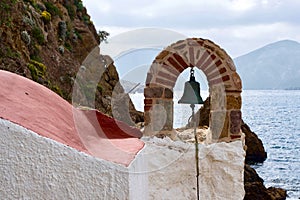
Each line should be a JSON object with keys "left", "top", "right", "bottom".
{"left": 285, "top": 87, "right": 300, "bottom": 90}
{"left": 234, "top": 40, "right": 300, "bottom": 90}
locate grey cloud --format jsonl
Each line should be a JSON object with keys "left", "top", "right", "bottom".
{"left": 82, "top": 0, "right": 300, "bottom": 57}
{"left": 84, "top": 0, "right": 300, "bottom": 29}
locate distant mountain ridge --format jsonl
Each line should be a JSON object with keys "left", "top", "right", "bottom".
{"left": 234, "top": 40, "right": 300, "bottom": 89}
{"left": 118, "top": 40, "right": 300, "bottom": 90}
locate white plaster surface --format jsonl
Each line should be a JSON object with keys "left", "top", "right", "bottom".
{"left": 141, "top": 136, "right": 246, "bottom": 200}
{"left": 0, "top": 117, "right": 245, "bottom": 200}
{"left": 0, "top": 118, "right": 146, "bottom": 200}
{"left": 128, "top": 148, "right": 149, "bottom": 199}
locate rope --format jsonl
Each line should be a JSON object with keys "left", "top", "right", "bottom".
{"left": 190, "top": 104, "right": 200, "bottom": 200}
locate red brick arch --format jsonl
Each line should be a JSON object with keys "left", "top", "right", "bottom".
{"left": 144, "top": 38, "right": 242, "bottom": 142}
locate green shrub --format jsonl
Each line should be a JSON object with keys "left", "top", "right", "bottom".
{"left": 31, "top": 26, "right": 45, "bottom": 45}
{"left": 29, "top": 44, "right": 42, "bottom": 62}
{"left": 44, "top": 2, "right": 62, "bottom": 17}
{"left": 0, "top": 14, "right": 12, "bottom": 27}
{"left": 24, "top": 0, "right": 36, "bottom": 4}
{"left": 75, "top": 1, "right": 84, "bottom": 11}
{"left": 1, "top": 47, "right": 20, "bottom": 59}
{"left": 98, "top": 30, "right": 110, "bottom": 43}
{"left": 82, "top": 15, "right": 91, "bottom": 24}
{"left": 74, "top": 30, "right": 82, "bottom": 40}
{"left": 0, "top": 2, "right": 10, "bottom": 10}
{"left": 58, "top": 21, "right": 67, "bottom": 40}
{"left": 22, "top": 16, "right": 35, "bottom": 26}
{"left": 64, "top": 42, "right": 72, "bottom": 51}
{"left": 21, "top": 30, "right": 31, "bottom": 45}
{"left": 30, "top": 54, "right": 41, "bottom": 62}
{"left": 66, "top": 5, "right": 75, "bottom": 20}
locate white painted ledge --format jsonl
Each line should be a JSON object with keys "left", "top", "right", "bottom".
{"left": 0, "top": 119, "right": 146, "bottom": 199}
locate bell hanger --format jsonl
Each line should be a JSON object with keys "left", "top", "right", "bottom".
{"left": 178, "top": 67, "right": 204, "bottom": 105}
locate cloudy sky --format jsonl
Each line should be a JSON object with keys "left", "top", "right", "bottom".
{"left": 82, "top": 0, "right": 300, "bottom": 58}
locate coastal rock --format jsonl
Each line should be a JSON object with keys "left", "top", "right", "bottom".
{"left": 199, "top": 97, "right": 211, "bottom": 126}
{"left": 266, "top": 187, "right": 287, "bottom": 200}
{"left": 242, "top": 120, "right": 267, "bottom": 163}
{"left": 244, "top": 164, "right": 287, "bottom": 200}
{"left": 244, "top": 164, "right": 271, "bottom": 200}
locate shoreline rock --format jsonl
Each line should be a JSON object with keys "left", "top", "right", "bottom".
{"left": 242, "top": 120, "right": 267, "bottom": 163}
{"left": 244, "top": 164, "right": 287, "bottom": 200}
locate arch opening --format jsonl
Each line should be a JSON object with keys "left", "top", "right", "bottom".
{"left": 173, "top": 67, "right": 209, "bottom": 129}
{"left": 143, "top": 38, "right": 242, "bottom": 142}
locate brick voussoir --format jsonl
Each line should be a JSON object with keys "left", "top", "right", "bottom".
{"left": 158, "top": 71, "right": 177, "bottom": 82}
{"left": 207, "top": 70, "right": 222, "bottom": 80}
{"left": 206, "top": 67, "right": 227, "bottom": 80}
{"left": 195, "top": 50, "right": 210, "bottom": 67}
{"left": 156, "top": 77, "right": 174, "bottom": 88}
{"left": 162, "top": 64, "right": 181, "bottom": 77}
{"left": 189, "top": 47, "right": 195, "bottom": 65}
{"left": 173, "top": 53, "right": 190, "bottom": 68}
{"left": 200, "top": 55, "right": 216, "bottom": 71}
{"left": 209, "top": 75, "right": 230, "bottom": 85}
{"left": 167, "top": 57, "right": 185, "bottom": 73}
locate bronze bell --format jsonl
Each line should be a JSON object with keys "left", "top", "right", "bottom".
{"left": 178, "top": 68, "right": 204, "bottom": 105}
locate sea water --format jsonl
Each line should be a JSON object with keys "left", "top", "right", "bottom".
{"left": 242, "top": 90, "right": 300, "bottom": 199}
{"left": 130, "top": 90, "right": 300, "bottom": 199}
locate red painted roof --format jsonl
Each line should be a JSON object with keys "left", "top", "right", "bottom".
{"left": 0, "top": 70, "right": 144, "bottom": 166}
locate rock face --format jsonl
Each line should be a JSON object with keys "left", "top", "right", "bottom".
{"left": 244, "top": 164, "right": 271, "bottom": 200}
{"left": 244, "top": 164, "right": 287, "bottom": 200}
{"left": 241, "top": 121, "right": 267, "bottom": 163}
{"left": 0, "top": 0, "right": 143, "bottom": 124}
{"left": 0, "top": 0, "right": 98, "bottom": 97}
{"left": 195, "top": 97, "right": 210, "bottom": 127}
{"left": 96, "top": 57, "right": 144, "bottom": 125}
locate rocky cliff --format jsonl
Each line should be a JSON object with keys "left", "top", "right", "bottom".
{"left": 0, "top": 0, "right": 98, "bottom": 98}
{"left": 0, "top": 0, "right": 142, "bottom": 124}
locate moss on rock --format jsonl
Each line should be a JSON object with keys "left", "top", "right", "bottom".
{"left": 27, "top": 59, "right": 47, "bottom": 82}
